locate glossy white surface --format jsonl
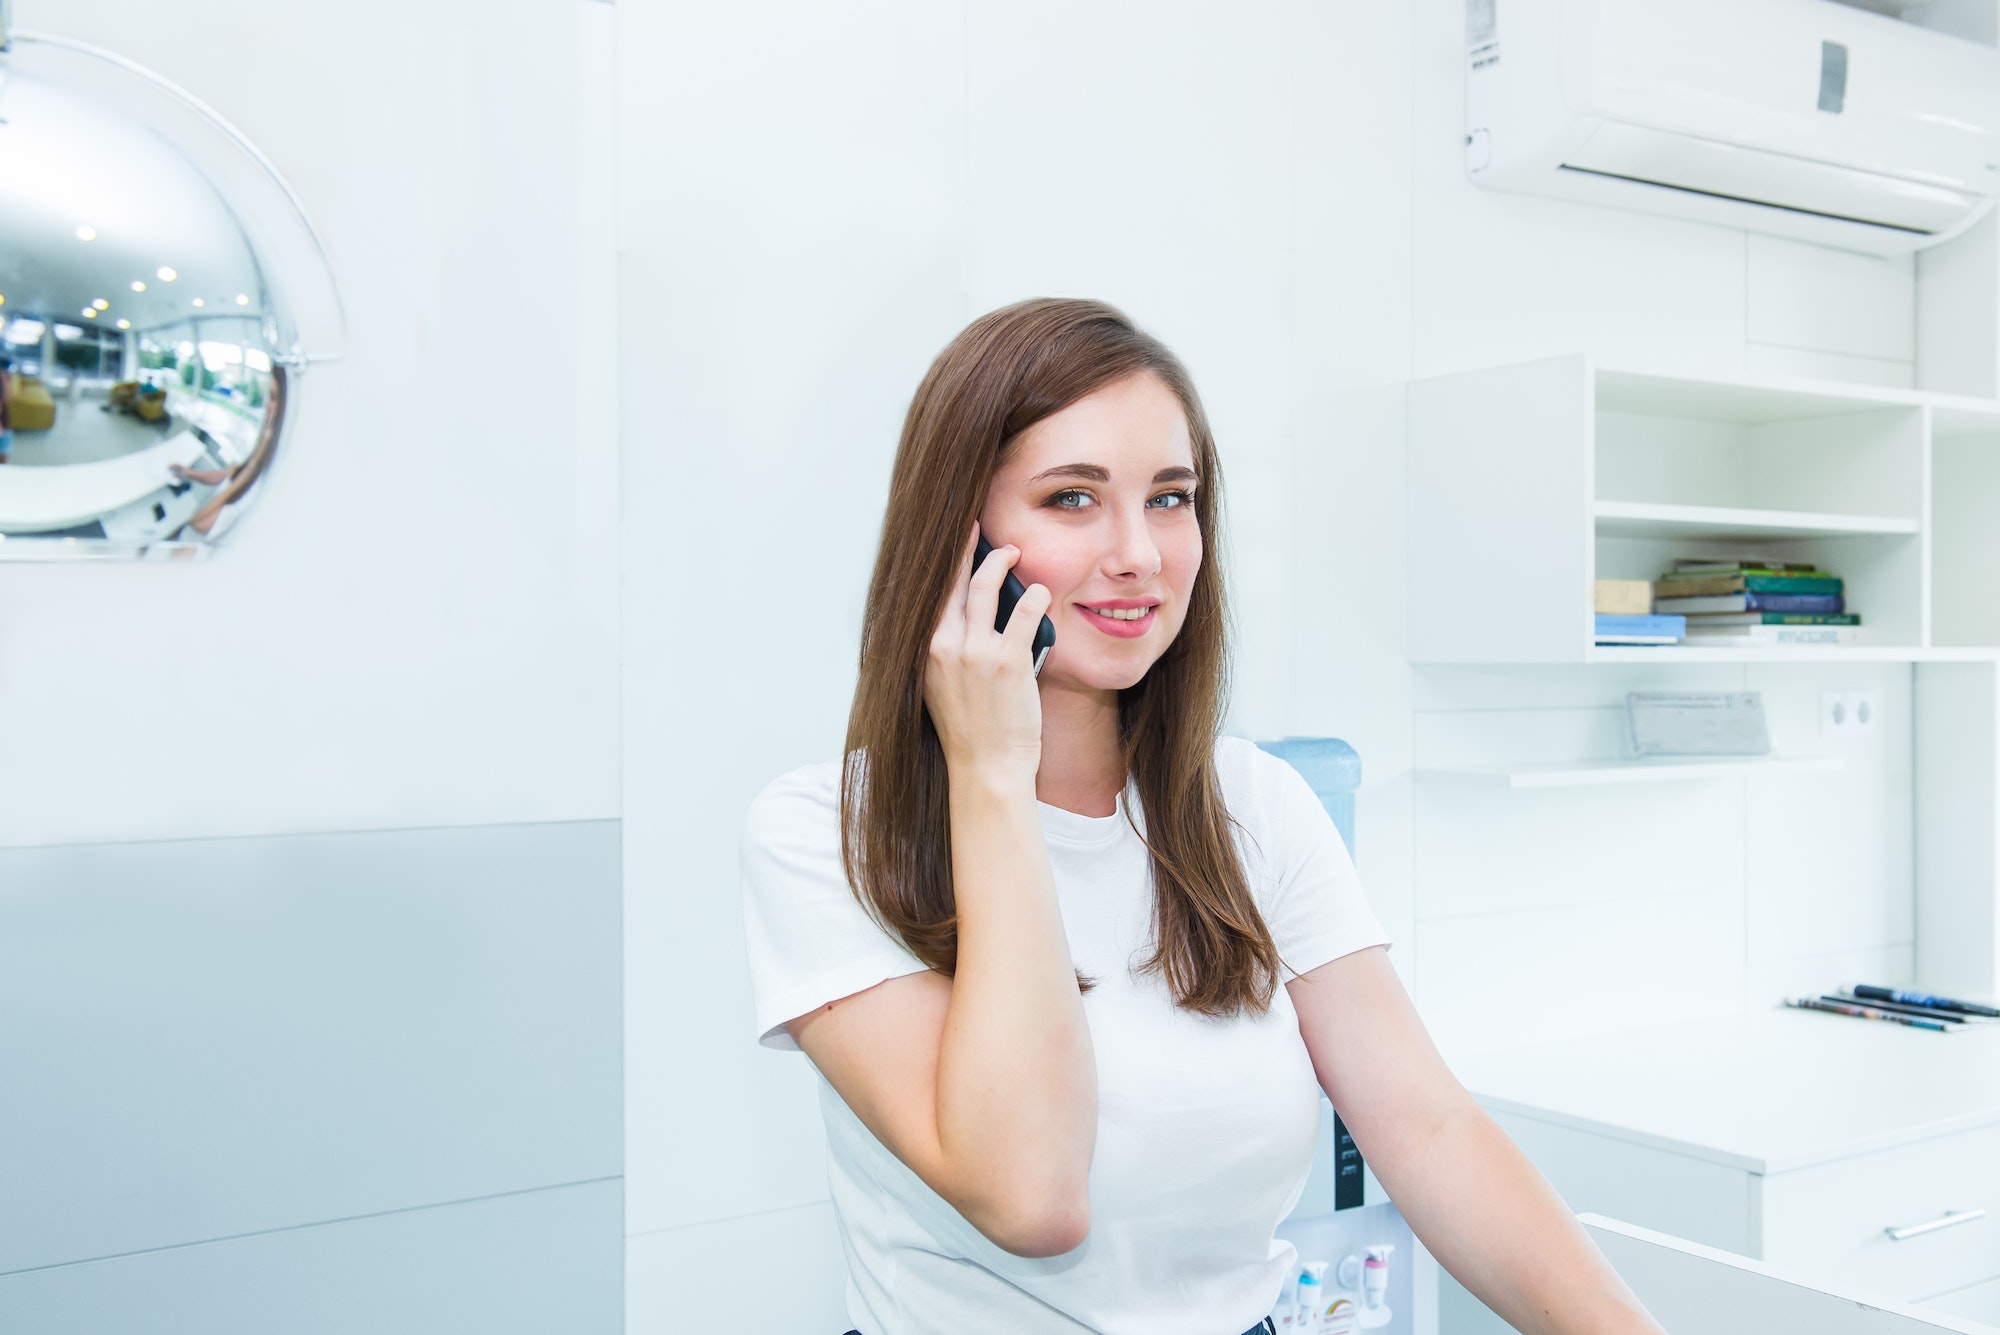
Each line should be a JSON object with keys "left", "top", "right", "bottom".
{"left": 1415, "top": 754, "right": 1844, "bottom": 788}
{"left": 1584, "top": 1215, "right": 1998, "bottom": 1335}
{"left": 1454, "top": 1007, "right": 2000, "bottom": 1173}
{"left": 0, "top": 432, "right": 206, "bottom": 531}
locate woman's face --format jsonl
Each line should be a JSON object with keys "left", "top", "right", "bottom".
{"left": 978, "top": 371, "right": 1203, "bottom": 694}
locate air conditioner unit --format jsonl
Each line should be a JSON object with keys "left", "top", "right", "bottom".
{"left": 1465, "top": 0, "right": 2000, "bottom": 254}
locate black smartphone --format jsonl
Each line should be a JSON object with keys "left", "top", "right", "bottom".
{"left": 975, "top": 533, "right": 1057, "bottom": 677}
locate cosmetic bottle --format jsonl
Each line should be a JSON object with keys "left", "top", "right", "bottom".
{"left": 1293, "top": 1262, "right": 1328, "bottom": 1331}
{"left": 1356, "top": 1244, "right": 1396, "bottom": 1329}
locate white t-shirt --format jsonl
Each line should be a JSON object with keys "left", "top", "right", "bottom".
{"left": 740, "top": 735, "right": 1390, "bottom": 1335}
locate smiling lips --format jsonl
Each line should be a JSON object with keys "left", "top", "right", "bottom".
{"left": 1078, "top": 600, "right": 1159, "bottom": 638}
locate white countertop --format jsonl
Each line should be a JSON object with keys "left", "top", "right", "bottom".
{"left": 1450, "top": 1007, "right": 2000, "bottom": 1175}
{"left": 0, "top": 432, "right": 209, "bottom": 532}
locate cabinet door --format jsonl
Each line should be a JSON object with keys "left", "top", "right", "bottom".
{"left": 1583, "top": 1215, "right": 1997, "bottom": 1335}
{"left": 1760, "top": 1123, "right": 2000, "bottom": 1303}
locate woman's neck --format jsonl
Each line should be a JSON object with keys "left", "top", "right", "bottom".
{"left": 1034, "top": 681, "right": 1125, "bottom": 817}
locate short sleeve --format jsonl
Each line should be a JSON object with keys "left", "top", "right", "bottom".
{"left": 1223, "top": 739, "right": 1392, "bottom": 982}
{"left": 740, "top": 761, "right": 929, "bottom": 1051}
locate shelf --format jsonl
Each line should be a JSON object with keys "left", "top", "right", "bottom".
{"left": 1592, "top": 500, "right": 1920, "bottom": 541}
{"left": 1596, "top": 363, "right": 2000, "bottom": 431}
{"left": 1595, "top": 366, "right": 1928, "bottom": 424}
{"left": 1930, "top": 394, "right": 2000, "bottom": 440}
{"left": 1585, "top": 645, "right": 2000, "bottom": 664}
{"left": 1416, "top": 755, "right": 1846, "bottom": 789}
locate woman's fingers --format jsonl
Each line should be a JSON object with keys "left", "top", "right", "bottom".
{"left": 963, "top": 540, "right": 1015, "bottom": 652}
{"left": 944, "top": 524, "right": 978, "bottom": 622}
{"left": 1000, "top": 580, "right": 1053, "bottom": 655}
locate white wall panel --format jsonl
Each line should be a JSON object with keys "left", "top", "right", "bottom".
{"left": 1415, "top": 776, "right": 1749, "bottom": 922}
{"left": 1747, "top": 236, "right": 1916, "bottom": 365}
{"left": 627, "top": 1202, "right": 847, "bottom": 1335}
{"left": 1420, "top": 891, "right": 1746, "bottom": 1057}
{"left": 615, "top": 0, "right": 971, "bottom": 1243}
{"left": 0, "top": 1181, "right": 621, "bottom": 1335}
{"left": 1746, "top": 944, "right": 1915, "bottom": 1009}
{"left": 0, "top": 821, "right": 620, "bottom": 1274}
{"left": 2, "top": 0, "right": 621, "bottom": 849}
{"left": 1287, "top": 0, "right": 1422, "bottom": 984}
{"left": 1744, "top": 665, "right": 1914, "bottom": 964}
{"left": 965, "top": 0, "right": 1297, "bottom": 736}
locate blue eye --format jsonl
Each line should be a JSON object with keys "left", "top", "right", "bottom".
{"left": 1149, "top": 489, "right": 1195, "bottom": 509}
{"left": 1049, "top": 489, "right": 1093, "bottom": 509}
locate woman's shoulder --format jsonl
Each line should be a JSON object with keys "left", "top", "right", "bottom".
{"left": 1210, "top": 735, "right": 1342, "bottom": 868}
{"left": 1211, "top": 734, "right": 1300, "bottom": 807}
{"left": 742, "top": 758, "right": 846, "bottom": 842}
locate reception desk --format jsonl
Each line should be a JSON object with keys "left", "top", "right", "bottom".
{"left": 0, "top": 431, "right": 210, "bottom": 534}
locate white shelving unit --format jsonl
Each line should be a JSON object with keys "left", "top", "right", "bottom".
{"left": 1407, "top": 355, "right": 2000, "bottom": 665}
{"left": 1415, "top": 755, "right": 1846, "bottom": 789}
{"left": 1405, "top": 354, "right": 2000, "bottom": 996}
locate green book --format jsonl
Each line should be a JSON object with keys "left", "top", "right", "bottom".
{"left": 1655, "top": 573, "right": 1843, "bottom": 596}
{"left": 1683, "top": 612, "right": 1860, "bottom": 627}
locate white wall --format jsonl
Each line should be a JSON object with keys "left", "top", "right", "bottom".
{"left": 2, "top": 0, "right": 621, "bottom": 849}
{"left": 620, "top": 2, "right": 1930, "bottom": 1329}
{"left": 1, "top": 2, "right": 626, "bottom": 1326}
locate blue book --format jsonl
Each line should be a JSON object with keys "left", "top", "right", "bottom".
{"left": 1596, "top": 613, "right": 1686, "bottom": 636}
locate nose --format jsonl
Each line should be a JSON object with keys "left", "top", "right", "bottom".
{"left": 1102, "top": 499, "right": 1162, "bottom": 581}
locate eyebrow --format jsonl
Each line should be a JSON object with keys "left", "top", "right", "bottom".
{"left": 1026, "top": 463, "right": 1200, "bottom": 486}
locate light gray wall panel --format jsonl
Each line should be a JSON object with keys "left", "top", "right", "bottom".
{"left": 0, "top": 1178, "right": 621, "bottom": 1335}
{"left": 0, "top": 821, "right": 620, "bottom": 1273}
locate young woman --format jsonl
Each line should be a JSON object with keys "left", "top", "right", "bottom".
{"left": 741, "top": 298, "right": 1664, "bottom": 1335}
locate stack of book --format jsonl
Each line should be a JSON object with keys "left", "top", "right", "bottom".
{"left": 1653, "top": 560, "right": 1858, "bottom": 647}
{"left": 1593, "top": 579, "right": 1684, "bottom": 645}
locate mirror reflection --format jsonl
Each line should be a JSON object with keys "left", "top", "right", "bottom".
{"left": 0, "top": 43, "right": 283, "bottom": 555}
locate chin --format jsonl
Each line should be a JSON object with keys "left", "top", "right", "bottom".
{"left": 1053, "top": 652, "right": 1160, "bottom": 694}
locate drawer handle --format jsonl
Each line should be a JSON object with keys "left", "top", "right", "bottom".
{"left": 1885, "top": 1209, "right": 1986, "bottom": 1241}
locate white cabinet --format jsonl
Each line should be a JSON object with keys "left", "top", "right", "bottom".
{"left": 1406, "top": 354, "right": 2000, "bottom": 665}
{"left": 1405, "top": 355, "right": 2000, "bottom": 993}
{"left": 1584, "top": 1215, "right": 2000, "bottom": 1335}
{"left": 1448, "top": 1011, "right": 2000, "bottom": 1323}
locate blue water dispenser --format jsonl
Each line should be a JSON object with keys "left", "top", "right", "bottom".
{"left": 1257, "top": 738, "right": 1430, "bottom": 1335}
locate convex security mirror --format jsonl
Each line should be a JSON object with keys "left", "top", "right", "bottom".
{"left": 0, "top": 17, "right": 343, "bottom": 559}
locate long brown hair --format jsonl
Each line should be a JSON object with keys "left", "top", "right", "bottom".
{"left": 840, "top": 297, "right": 1280, "bottom": 1018}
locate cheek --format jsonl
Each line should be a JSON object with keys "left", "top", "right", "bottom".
{"left": 1010, "top": 532, "right": 1097, "bottom": 603}
{"left": 1162, "top": 525, "right": 1204, "bottom": 593}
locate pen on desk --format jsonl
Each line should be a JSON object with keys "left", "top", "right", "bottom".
{"left": 1787, "top": 997, "right": 1952, "bottom": 1032}
{"left": 1822, "top": 993, "right": 1970, "bottom": 1023}
{"left": 1846, "top": 983, "right": 2000, "bottom": 1018}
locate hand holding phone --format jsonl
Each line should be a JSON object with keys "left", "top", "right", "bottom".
{"left": 975, "top": 533, "right": 1057, "bottom": 677}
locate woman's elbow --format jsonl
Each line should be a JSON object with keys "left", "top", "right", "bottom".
{"left": 978, "top": 1194, "right": 1091, "bottom": 1258}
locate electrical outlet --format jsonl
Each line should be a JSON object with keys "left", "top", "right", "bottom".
{"left": 1821, "top": 689, "right": 1879, "bottom": 736}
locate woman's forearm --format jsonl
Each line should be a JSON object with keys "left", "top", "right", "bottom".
{"left": 933, "top": 763, "right": 1097, "bottom": 1254}
{"left": 1387, "top": 1104, "right": 1663, "bottom": 1335}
